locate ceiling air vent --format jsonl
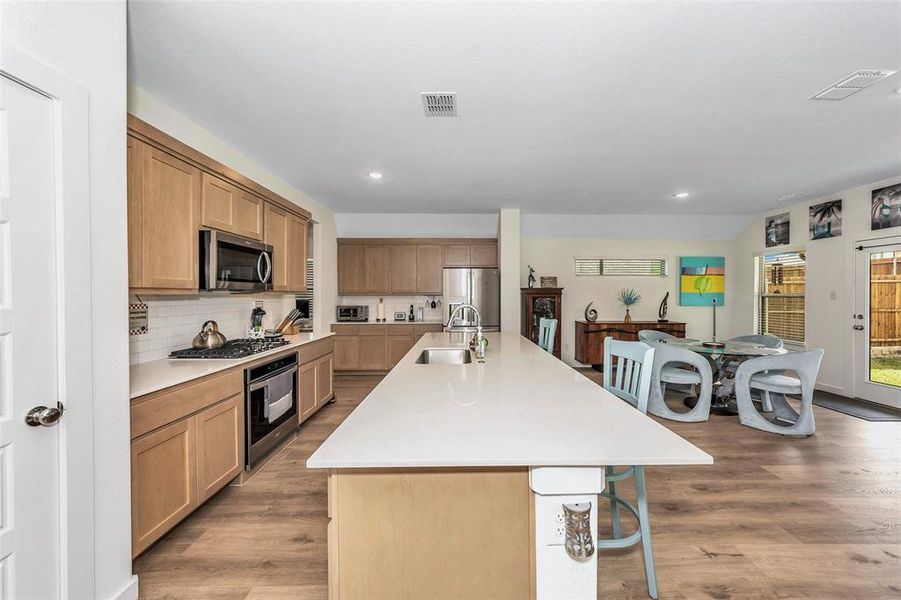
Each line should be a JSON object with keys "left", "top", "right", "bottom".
{"left": 421, "top": 92, "right": 457, "bottom": 117}
{"left": 809, "top": 69, "right": 897, "bottom": 101}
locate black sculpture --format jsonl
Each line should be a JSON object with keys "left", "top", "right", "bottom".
{"left": 657, "top": 292, "right": 669, "bottom": 323}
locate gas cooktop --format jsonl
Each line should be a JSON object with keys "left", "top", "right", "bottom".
{"left": 169, "top": 338, "right": 290, "bottom": 359}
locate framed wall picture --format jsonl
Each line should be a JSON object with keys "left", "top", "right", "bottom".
{"left": 809, "top": 199, "right": 842, "bottom": 240}
{"left": 680, "top": 257, "right": 725, "bottom": 306}
{"left": 540, "top": 276, "right": 558, "bottom": 287}
{"left": 765, "top": 212, "right": 790, "bottom": 247}
{"left": 871, "top": 183, "right": 901, "bottom": 231}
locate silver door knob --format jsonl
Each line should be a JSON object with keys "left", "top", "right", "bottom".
{"left": 853, "top": 325, "right": 864, "bottom": 331}
{"left": 25, "top": 403, "right": 64, "bottom": 427}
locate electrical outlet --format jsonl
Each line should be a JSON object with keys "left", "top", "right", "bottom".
{"left": 550, "top": 509, "right": 566, "bottom": 541}
{"left": 554, "top": 525, "right": 565, "bottom": 539}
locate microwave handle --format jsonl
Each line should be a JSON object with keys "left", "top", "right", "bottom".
{"left": 259, "top": 252, "right": 272, "bottom": 283}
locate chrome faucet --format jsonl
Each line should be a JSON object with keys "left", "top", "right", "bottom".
{"left": 446, "top": 303, "right": 487, "bottom": 359}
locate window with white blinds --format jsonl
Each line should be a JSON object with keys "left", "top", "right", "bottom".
{"left": 574, "top": 258, "right": 668, "bottom": 277}
{"left": 755, "top": 251, "right": 805, "bottom": 344}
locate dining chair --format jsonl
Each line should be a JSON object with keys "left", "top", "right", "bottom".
{"left": 733, "top": 348, "right": 825, "bottom": 436}
{"left": 724, "top": 334, "right": 785, "bottom": 411}
{"left": 637, "top": 330, "right": 677, "bottom": 343}
{"left": 600, "top": 337, "right": 658, "bottom": 599}
{"left": 646, "top": 342, "right": 713, "bottom": 422}
{"left": 537, "top": 318, "right": 557, "bottom": 353}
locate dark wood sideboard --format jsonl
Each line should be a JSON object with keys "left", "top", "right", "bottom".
{"left": 574, "top": 320, "right": 686, "bottom": 369}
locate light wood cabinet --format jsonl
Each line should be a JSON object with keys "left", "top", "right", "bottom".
{"left": 195, "top": 394, "right": 244, "bottom": 503}
{"left": 264, "top": 203, "right": 290, "bottom": 291}
{"left": 128, "top": 138, "right": 201, "bottom": 290}
{"left": 288, "top": 213, "right": 308, "bottom": 293}
{"left": 443, "top": 244, "right": 471, "bottom": 266}
{"left": 316, "top": 354, "right": 334, "bottom": 405}
{"left": 470, "top": 244, "right": 498, "bottom": 267}
{"left": 334, "top": 334, "right": 360, "bottom": 371}
{"left": 131, "top": 418, "right": 197, "bottom": 557}
{"left": 390, "top": 245, "right": 418, "bottom": 293}
{"left": 364, "top": 245, "right": 390, "bottom": 293}
{"left": 234, "top": 191, "right": 265, "bottom": 240}
{"left": 358, "top": 332, "right": 387, "bottom": 371}
{"left": 338, "top": 244, "right": 366, "bottom": 294}
{"left": 200, "top": 172, "right": 240, "bottom": 234}
{"left": 386, "top": 334, "right": 416, "bottom": 368}
{"left": 416, "top": 245, "right": 443, "bottom": 293}
{"left": 298, "top": 360, "right": 318, "bottom": 422}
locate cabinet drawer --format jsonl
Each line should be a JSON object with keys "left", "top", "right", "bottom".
{"left": 131, "top": 370, "right": 243, "bottom": 440}
{"left": 387, "top": 324, "right": 415, "bottom": 335}
{"left": 414, "top": 324, "right": 444, "bottom": 335}
{"left": 298, "top": 337, "right": 335, "bottom": 364}
{"left": 358, "top": 325, "right": 386, "bottom": 336}
{"left": 331, "top": 324, "right": 360, "bottom": 335}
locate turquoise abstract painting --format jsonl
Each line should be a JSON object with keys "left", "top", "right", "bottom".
{"left": 680, "top": 257, "right": 725, "bottom": 306}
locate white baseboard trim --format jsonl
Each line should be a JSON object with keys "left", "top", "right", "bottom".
{"left": 110, "top": 575, "right": 139, "bottom": 600}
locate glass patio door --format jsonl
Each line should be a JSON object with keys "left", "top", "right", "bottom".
{"left": 854, "top": 239, "right": 901, "bottom": 408}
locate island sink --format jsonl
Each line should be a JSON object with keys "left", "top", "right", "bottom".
{"left": 415, "top": 348, "right": 473, "bottom": 364}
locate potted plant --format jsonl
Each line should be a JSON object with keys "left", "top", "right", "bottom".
{"left": 617, "top": 288, "right": 641, "bottom": 323}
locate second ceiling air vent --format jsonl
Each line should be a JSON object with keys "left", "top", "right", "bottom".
{"left": 809, "top": 69, "right": 897, "bottom": 101}
{"left": 421, "top": 92, "right": 458, "bottom": 117}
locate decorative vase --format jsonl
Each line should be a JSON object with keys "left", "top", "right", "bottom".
{"left": 624, "top": 308, "right": 632, "bottom": 323}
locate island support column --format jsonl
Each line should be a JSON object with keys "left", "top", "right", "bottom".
{"left": 530, "top": 466, "right": 606, "bottom": 599}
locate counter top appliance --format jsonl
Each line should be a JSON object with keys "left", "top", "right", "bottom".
{"left": 336, "top": 305, "right": 369, "bottom": 322}
{"left": 169, "top": 338, "right": 289, "bottom": 359}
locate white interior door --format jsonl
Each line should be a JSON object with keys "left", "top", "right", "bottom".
{"left": 854, "top": 239, "right": 901, "bottom": 408}
{"left": 0, "top": 73, "right": 61, "bottom": 598}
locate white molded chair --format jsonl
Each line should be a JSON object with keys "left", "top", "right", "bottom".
{"left": 599, "top": 337, "right": 658, "bottom": 599}
{"left": 537, "top": 318, "right": 558, "bottom": 354}
{"left": 647, "top": 342, "right": 713, "bottom": 422}
{"left": 726, "top": 335, "right": 785, "bottom": 411}
{"left": 734, "top": 348, "right": 824, "bottom": 436}
{"left": 637, "top": 330, "right": 678, "bottom": 343}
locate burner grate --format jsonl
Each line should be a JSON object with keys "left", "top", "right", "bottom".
{"left": 169, "top": 338, "right": 290, "bottom": 359}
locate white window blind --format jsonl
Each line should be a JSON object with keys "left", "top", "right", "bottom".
{"left": 574, "top": 258, "right": 668, "bottom": 277}
{"left": 755, "top": 251, "right": 805, "bottom": 344}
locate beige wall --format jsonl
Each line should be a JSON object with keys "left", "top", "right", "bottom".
{"left": 733, "top": 174, "right": 901, "bottom": 397}
{"left": 521, "top": 237, "right": 736, "bottom": 366}
{"left": 127, "top": 86, "right": 339, "bottom": 335}
{"left": 498, "top": 209, "right": 522, "bottom": 332}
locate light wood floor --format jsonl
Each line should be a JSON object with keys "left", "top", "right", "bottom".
{"left": 134, "top": 373, "right": 901, "bottom": 599}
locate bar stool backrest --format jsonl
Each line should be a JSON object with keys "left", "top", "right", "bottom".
{"left": 602, "top": 337, "right": 656, "bottom": 414}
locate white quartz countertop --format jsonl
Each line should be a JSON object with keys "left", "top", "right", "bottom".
{"left": 129, "top": 332, "right": 335, "bottom": 399}
{"left": 307, "top": 332, "right": 713, "bottom": 469}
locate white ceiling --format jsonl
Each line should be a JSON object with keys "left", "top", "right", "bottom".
{"left": 128, "top": 1, "right": 901, "bottom": 216}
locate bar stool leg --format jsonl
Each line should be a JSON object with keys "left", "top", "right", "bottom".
{"left": 635, "top": 466, "right": 658, "bottom": 599}
{"left": 607, "top": 470, "right": 622, "bottom": 539}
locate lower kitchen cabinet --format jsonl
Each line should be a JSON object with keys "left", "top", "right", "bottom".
{"left": 298, "top": 337, "right": 336, "bottom": 424}
{"left": 194, "top": 394, "right": 244, "bottom": 503}
{"left": 332, "top": 324, "right": 443, "bottom": 371}
{"left": 386, "top": 333, "right": 416, "bottom": 367}
{"left": 334, "top": 334, "right": 359, "bottom": 371}
{"left": 317, "top": 354, "right": 334, "bottom": 405}
{"left": 131, "top": 418, "right": 197, "bottom": 557}
{"left": 358, "top": 329, "right": 387, "bottom": 370}
{"left": 298, "top": 360, "right": 318, "bottom": 421}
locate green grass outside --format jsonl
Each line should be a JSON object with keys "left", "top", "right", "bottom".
{"left": 871, "top": 356, "right": 901, "bottom": 387}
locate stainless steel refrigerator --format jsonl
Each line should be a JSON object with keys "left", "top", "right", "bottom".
{"left": 443, "top": 268, "right": 500, "bottom": 331}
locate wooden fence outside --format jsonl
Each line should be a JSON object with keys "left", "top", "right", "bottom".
{"left": 870, "top": 256, "right": 901, "bottom": 347}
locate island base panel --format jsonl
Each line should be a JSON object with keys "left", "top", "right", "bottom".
{"left": 327, "top": 468, "right": 535, "bottom": 600}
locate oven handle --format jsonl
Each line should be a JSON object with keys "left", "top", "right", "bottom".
{"left": 248, "top": 364, "right": 298, "bottom": 392}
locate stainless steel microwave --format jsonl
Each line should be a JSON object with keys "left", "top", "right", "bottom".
{"left": 200, "top": 230, "right": 274, "bottom": 292}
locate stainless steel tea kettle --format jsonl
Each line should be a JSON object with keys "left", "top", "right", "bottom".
{"left": 192, "top": 320, "right": 227, "bottom": 349}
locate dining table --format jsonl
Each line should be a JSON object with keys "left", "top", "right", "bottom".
{"left": 666, "top": 339, "right": 788, "bottom": 415}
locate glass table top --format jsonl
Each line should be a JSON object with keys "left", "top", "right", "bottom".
{"left": 666, "top": 339, "right": 787, "bottom": 357}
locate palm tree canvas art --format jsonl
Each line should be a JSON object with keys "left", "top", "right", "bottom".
{"left": 809, "top": 199, "right": 842, "bottom": 240}
{"left": 871, "top": 183, "right": 901, "bottom": 231}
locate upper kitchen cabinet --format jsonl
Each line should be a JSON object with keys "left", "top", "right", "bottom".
{"left": 127, "top": 115, "right": 312, "bottom": 294}
{"left": 200, "top": 172, "right": 264, "bottom": 241}
{"left": 127, "top": 137, "right": 201, "bottom": 291}
{"left": 338, "top": 244, "right": 365, "bottom": 294}
{"left": 363, "top": 245, "right": 390, "bottom": 293}
{"left": 390, "top": 245, "right": 418, "bottom": 293}
{"left": 415, "top": 245, "right": 443, "bottom": 293}
{"left": 470, "top": 243, "right": 498, "bottom": 267}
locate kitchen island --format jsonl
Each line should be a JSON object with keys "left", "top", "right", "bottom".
{"left": 307, "top": 332, "right": 712, "bottom": 599}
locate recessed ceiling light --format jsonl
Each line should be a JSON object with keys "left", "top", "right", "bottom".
{"left": 673, "top": 192, "right": 690, "bottom": 199}
{"left": 368, "top": 172, "right": 384, "bottom": 180}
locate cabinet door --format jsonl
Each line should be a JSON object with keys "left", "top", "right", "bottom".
{"left": 416, "top": 245, "right": 443, "bottom": 293}
{"left": 364, "top": 245, "right": 390, "bottom": 293}
{"left": 316, "top": 354, "right": 334, "bottom": 405}
{"left": 334, "top": 336, "right": 359, "bottom": 371}
{"left": 443, "top": 244, "right": 471, "bottom": 266}
{"left": 338, "top": 244, "right": 366, "bottom": 294}
{"left": 390, "top": 245, "right": 417, "bottom": 293}
{"left": 386, "top": 335, "right": 415, "bottom": 368}
{"left": 264, "top": 203, "right": 291, "bottom": 291}
{"left": 127, "top": 136, "right": 144, "bottom": 288}
{"left": 131, "top": 418, "right": 197, "bottom": 557}
{"left": 194, "top": 394, "right": 244, "bottom": 503}
{"left": 139, "top": 144, "right": 202, "bottom": 289}
{"left": 470, "top": 244, "right": 498, "bottom": 267}
{"left": 299, "top": 360, "right": 318, "bottom": 423}
{"left": 288, "top": 214, "right": 308, "bottom": 293}
{"left": 234, "top": 190, "right": 264, "bottom": 240}
{"left": 201, "top": 172, "right": 239, "bottom": 233}
{"left": 358, "top": 335, "right": 386, "bottom": 370}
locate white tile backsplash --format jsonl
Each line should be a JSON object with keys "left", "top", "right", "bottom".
{"left": 129, "top": 294, "right": 296, "bottom": 364}
{"left": 336, "top": 295, "right": 444, "bottom": 323}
